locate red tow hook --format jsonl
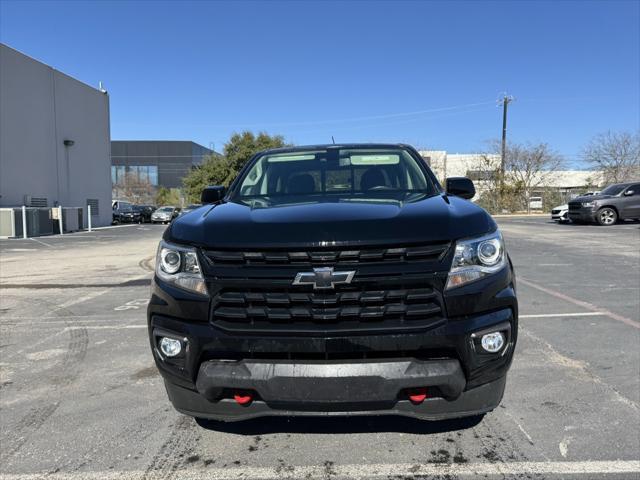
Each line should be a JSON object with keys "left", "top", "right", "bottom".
{"left": 408, "top": 387, "right": 428, "bottom": 405}
{"left": 233, "top": 391, "right": 253, "bottom": 406}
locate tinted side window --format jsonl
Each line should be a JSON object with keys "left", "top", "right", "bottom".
{"left": 627, "top": 184, "right": 640, "bottom": 196}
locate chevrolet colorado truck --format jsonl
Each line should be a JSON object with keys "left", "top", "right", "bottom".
{"left": 148, "top": 144, "right": 518, "bottom": 423}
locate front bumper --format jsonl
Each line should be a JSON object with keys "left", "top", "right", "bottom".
{"left": 166, "top": 372, "right": 506, "bottom": 422}
{"left": 568, "top": 208, "right": 595, "bottom": 222}
{"left": 148, "top": 255, "right": 517, "bottom": 421}
{"left": 149, "top": 307, "right": 516, "bottom": 420}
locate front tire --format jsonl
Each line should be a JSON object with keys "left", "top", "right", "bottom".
{"left": 596, "top": 207, "right": 617, "bottom": 226}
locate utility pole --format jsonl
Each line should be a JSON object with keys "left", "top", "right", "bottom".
{"left": 498, "top": 93, "right": 514, "bottom": 192}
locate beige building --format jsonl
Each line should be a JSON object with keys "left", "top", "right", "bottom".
{"left": 419, "top": 150, "right": 603, "bottom": 195}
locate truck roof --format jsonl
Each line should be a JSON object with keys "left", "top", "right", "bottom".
{"left": 257, "top": 143, "right": 414, "bottom": 156}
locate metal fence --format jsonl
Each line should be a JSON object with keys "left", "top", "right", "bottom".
{"left": 0, "top": 206, "right": 91, "bottom": 238}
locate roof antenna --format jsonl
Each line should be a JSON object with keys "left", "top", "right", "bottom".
{"left": 331, "top": 136, "right": 336, "bottom": 144}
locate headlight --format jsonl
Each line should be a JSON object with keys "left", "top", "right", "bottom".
{"left": 445, "top": 231, "right": 507, "bottom": 290}
{"left": 582, "top": 201, "right": 594, "bottom": 207}
{"left": 155, "top": 240, "right": 207, "bottom": 295}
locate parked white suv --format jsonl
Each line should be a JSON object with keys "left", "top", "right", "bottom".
{"left": 551, "top": 204, "right": 569, "bottom": 222}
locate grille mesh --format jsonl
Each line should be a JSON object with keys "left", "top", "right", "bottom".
{"left": 203, "top": 243, "right": 450, "bottom": 267}
{"left": 211, "top": 286, "right": 444, "bottom": 334}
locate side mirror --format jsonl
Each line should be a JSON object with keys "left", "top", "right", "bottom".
{"left": 446, "top": 177, "right": 476, "bottom": 200}
{"left": 624, "top": 190, "right": 634, "bottom": 196}
{"left": 201, "top": 185, "right": 226, "bottom": 204}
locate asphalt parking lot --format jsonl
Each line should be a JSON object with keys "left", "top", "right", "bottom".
{"left": 0, "top": 218, "right": 638, "bottom": 479}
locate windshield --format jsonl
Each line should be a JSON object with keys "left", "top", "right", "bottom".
{"left": 599, "top": 184, "right": 626, "bottom": 196}
{"left": 157, "top": 207, "right": 174, "bottom": 213}
{"left": 232, "top": 147, "right": 437, "bottom": 203}
{"left": 114, "top": 202, "right": 131, "bottom": 211}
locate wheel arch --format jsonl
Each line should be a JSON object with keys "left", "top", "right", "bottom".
{"left": 598, "top": 204, "right": 619, "bottom": 215}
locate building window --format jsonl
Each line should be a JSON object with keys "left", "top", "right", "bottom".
{"left": 86, "top": 199, "right": 99, "bottom": 216}
{"left": 111, "top": 165, "right": 158, "bottom": 186}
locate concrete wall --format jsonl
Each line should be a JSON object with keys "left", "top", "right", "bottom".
{"left": 0, "top": 44, "right": 112, "bottom": 227}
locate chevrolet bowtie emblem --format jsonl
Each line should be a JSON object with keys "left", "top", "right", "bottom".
{"left": 293, "top": 267, "right": 356, "bottom": 290}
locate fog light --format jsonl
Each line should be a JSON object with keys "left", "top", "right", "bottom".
{"left": 159, "top": 337, "right": 182, "bottom": 357}
{"left": 481, "top": 332, "right": 505, "bottom": 353}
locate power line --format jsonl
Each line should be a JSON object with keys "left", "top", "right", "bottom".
{"left": 110, "top": 154, "right": 213, "bottom": 158}
{"left": 176, "top": 100, "right": 498, "bottom": 129}
{"left": 284, "top": 105, "right": 497, "bottom": 137}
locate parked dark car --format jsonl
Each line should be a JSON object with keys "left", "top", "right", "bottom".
{"left": 133, "top": 205, "right": 156, "bottom": 223}
{"left": 112, "top": 201, "right": 140, "bottom": 224}
{"left": 148, "top": 144, "right": 518, "bottom": 424}
{"left": 568, "top": 182, "right": 640, "bottom": 225}
{"left": 151, "top": 206, "right": 181, "bottom": 224}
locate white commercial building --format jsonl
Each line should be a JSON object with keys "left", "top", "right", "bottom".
{"left": 419, "top": 150, "right": 603, "bottom": 193}
{"left": 0, "top": 43, "right": 112, "bottom": 228}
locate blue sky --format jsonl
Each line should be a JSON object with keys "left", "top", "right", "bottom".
{"left": 1, "top": 1, "right": 638, "bottom": 167}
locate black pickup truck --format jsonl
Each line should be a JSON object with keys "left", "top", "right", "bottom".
{"left": 148, "top": 144, "right": 518, "bottom": 423}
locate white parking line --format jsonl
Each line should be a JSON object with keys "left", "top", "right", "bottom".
{"left": 520, "top": 312, "right": 605, "bottom": 318}
{"left": 519, "top": 278, "right": 640, "bottom": 329}
{"left": 28, "top": 237, "right": 55, "bottom": 248}
{"left": 0, "top": 461, "right": 638, "bottom": 479}
{"left": 64, "top": 325, "right": 145, "bottom": 330}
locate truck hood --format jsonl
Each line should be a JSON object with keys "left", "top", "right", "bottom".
{"left": 168, "top": 194, "right": 496, "bottom": 249}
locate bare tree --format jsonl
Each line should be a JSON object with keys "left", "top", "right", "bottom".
{"left": 472, "top": 141, "right": 563, "bottom": 213}
{"left": 114, "top": 172, "right": 155, "bottom": 204}
{"left": 466, "top": 153, "right": 505, "bottom": 214}
{"left": 582, "top": 131, "right": 640, "bottom": 184}
{"left": 504, "top": 142, "right": 564, "bottom": 212}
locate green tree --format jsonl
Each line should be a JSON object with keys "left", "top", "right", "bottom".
{"left": 224, "top": 131, "right": 287, "bottom": 172}
{"left": 183, "top": 131, "right": 287, "bottom": 202}
{"left": 182, "top": 156, "right": 234, "bottom": 202}
{"left": 155, "top": 186, "right": 181, "bottom": 206}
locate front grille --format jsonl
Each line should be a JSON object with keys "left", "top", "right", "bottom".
{"left": 211, "top": 285, "right": 445, "bottom": 335}
{"left": 551, "top": 209, "right": 560, "bottom": 214}
{"left": 568, "top": 202, "right": 582, "bottom": 211}
{"left": 203, "top": 242, "right": 450, "bottom": 267}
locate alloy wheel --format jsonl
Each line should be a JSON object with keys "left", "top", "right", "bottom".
{"left": 598, "top": 208, "right": 616, "bottom": 225}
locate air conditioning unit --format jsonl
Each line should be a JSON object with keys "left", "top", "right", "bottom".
{"left": 52, "top": 207, "right": 80, "bottom": 233}
{"left": 23, "top": 195, "right": 48, "bottom": 207}
{"left": 0, "top": 208, "right": 19, "bottom": 238}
